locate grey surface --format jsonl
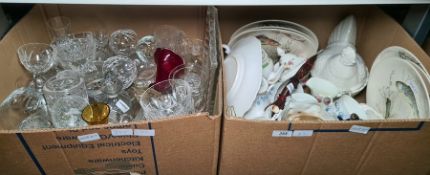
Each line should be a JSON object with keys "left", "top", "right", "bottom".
{"left": 0, "top": 7, "right": 9, "bottom": 38}
{"left": 402, "top": 4, "right": 430, "bottom": 45}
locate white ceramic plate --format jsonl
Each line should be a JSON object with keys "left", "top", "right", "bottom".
{"left": 224, "top": 36, "right": 263, "bottom": 116}
{"left": 229, "top": 29, "right": 318, "bottom": 59}
{"left": 367, "top": 57, "right": 430, "bottom": 119}
{"left": 372, "top": 46, "right": 430, "bottom": 79}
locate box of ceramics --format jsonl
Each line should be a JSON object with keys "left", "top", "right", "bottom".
{"left": 219, "top": 6, "right": 430, "bottom": 175}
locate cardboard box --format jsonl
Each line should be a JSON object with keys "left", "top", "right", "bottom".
{"left": 0, "top": 5, "right": 222, "bottom": 175}
{"left": 218, "top": 6, "right": 430, "bottom": 175}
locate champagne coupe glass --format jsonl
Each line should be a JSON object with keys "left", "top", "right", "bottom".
{"left": 17, "top": 43, "right": 56, "bottom": 112}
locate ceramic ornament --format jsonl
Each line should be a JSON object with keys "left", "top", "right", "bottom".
{"left": 244, "top": 82, "right": 283, "bottom": 120}
{"left": 305, "top": 77, "right": 341, "bottom": 100}
{"left": 311, "top": 15, "right": 369, "bottom": 96}
{"left": 267, "top": 47, "right": 305, "bottom": 84}
{"left": 283, "top": 93, "right": 323, "bottom": 119}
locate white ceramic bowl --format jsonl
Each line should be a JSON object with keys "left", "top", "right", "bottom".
{"left": 224, "top": 36, "right": 263, "bottom": 117}
{"left": 228, "top": 20, "right": 319, "bottom": 59}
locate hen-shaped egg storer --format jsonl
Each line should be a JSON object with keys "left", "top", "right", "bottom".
{"left": 311, "top": 15, "right": 368, "bottom": 95}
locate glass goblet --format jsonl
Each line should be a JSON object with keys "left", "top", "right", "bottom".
{"left": 17, "top": 43, "right": 56, "bottom": 112}
{"left": 139, "top": 79, "right": 194, "bottom": 120}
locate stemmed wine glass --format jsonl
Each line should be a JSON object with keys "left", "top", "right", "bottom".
{"left": 17, "top": 43, "right": 56, "bottom": 112}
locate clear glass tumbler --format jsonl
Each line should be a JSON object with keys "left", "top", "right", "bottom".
{"left": 43, "top": 71, "right": 89, "bottom": 128}
{"left": 52, "top": 32, "right": 96, "bottom": 72}
{"left": 46, "top": 16, "right": 71, "bottom": 41}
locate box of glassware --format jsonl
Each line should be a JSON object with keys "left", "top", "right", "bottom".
{"left": 0, "top": 5, "right": 222, "bottom": 175}
{"left": 219, "top": 6, "right": 430, "bottom": 175}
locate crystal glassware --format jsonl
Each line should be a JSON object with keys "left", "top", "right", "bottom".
{"left": 152, "top": 25, "right": 187, "bottom": 55}
{"left": 139, "top": 79, "right": 194, "bottom": 120}
{"left": 43, "top": 71, "right": 89, "bottom": 128}
{"left": 81, "top": 102, "right": 110, "bottom": 125}
{"left": 52, "top": 32, "right": 97, "bottom": 73}
{"left": 94, "top": 30, "right": 113, "bottom": 61}
{"left": 18, "top": 110, "right": 52, "bottom": 130}
{"left": 102, "top": 55, "right": 138, "bottom": 123}
{"left": 181, "top": 38, "right": 208, "bottom": 67}
{"left": 17, "top": 43, "right": 56, "bottom": 112}
{"left": 46, "top": 16, "right": 71, "bottom": 41}
{"left": 109, "top": 29, "right": 137, "bottom": 56}
{"left": 132, "top": 35, "right": 157, "bottom": 91}
{"left": 170, "top": 64, "right": 209, "bottom": 112}
{"left": 83, "top": 61, "right": 108, "bottom": 103}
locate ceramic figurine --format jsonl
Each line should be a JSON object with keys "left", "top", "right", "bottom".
{"left": 305, "top": 77, "right": 341, "bottom": 101}
{"left": 282, "top": 93, "right": 324, "bottom": 119}
{"left": 335, "top": 95, "right": 367, "bottom": 120}
{"left": 262, "top": 49, "right": 274, "bottom": 79}
{"left": 359, "top": 103, "right": 384, "bottom": 120}
{"left": 244, "top": 82, "right": 283, "bottom": 120}
{"left": 267, "top": 47, "right": 305, "bottom": 84}
{"left": 311, "top": 15, "right": 368, "bottom": 96}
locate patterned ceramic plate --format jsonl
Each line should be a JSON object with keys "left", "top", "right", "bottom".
{"left": 367, "top": 57, "right": 430, "bottom": 119}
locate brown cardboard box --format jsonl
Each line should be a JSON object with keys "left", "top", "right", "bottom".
{"left": 219, "top": 6, "right": 430, "bottom": 175}
{"left": 0, "top": 5, "right": 222, "bottom": 175}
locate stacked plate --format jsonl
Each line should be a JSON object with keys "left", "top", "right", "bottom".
{"left": 228, "top": 20, "right": 319, "bottom": 59}
{"left": 224, "top": 20, "right": 319, "bottom": 117}
{"left": 367, "top": 46, "right": 430, "bottom": 119}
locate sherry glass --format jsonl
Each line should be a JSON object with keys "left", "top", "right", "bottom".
{"left": 17, "top": 43, "right": 56, "bottom": 113}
